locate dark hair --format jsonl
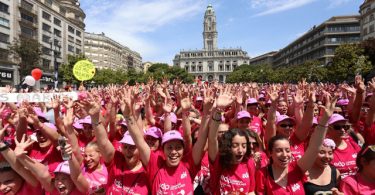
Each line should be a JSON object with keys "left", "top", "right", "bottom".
{"left": 247, "top": 130, "right": 265, "bottom": 152}
{"left": 219, "top": 128, "right": 251, "bottom": 170}
{"left": 267, "top": 135, "right": 290, "bottom": 164}
{"left": 356, "top": 145, "right": 375, "bottom": 172}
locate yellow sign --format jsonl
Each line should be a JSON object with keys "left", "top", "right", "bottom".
{"left": 73, "top": 60, "right": 96, "bottom": 81}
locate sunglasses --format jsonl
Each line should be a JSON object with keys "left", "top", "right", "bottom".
{"left": 360, "top": 145, "right": 375, "bottom": 156}
{"left": 361, "top": 107, "right": 370, "bottom": 112}
{"left": 279, "top": 124, "right": 294, "bottom": 128}
{"left": 333, "top": 111, "right": 343, "bottom": 115}
{"left": 331, "top": 124, "right": 350, "bottom": 131}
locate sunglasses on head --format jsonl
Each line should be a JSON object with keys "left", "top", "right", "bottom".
{"left": 331, "top": 124, "right": 350, "bottom": 131}
{"left": 360, "top": 145, "right": 375, "bottom": 156}
{"left": 279, "top": 124, "right": 294, "bottom": 128}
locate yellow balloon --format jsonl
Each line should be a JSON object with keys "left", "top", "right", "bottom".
{"left": 73, "top": 60, "right": 96, "bottom": 81}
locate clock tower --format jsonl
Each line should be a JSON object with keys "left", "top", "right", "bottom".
{"left": 203, "top": 4, "right": 218, "bottom": 51}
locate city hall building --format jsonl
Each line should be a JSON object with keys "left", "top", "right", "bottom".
{"left": 173, "top": 5, "right": 250, "bottom": 83}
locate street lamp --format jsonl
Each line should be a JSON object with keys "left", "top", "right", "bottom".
{"left": 50, "top": 37, "right": 61, "bottom": 89}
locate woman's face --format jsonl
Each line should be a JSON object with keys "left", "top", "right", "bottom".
{"left": 82, "top": 124, "right": 94, "bottom": 139}
{"left": 249, "top": 136, "right": 259, "bottom": 153}
{"left": 145, "top": 136, "right": 160, "bottom": 151}
{"left": 327, "top": 121, "right": 349, "bottom": 141}
{"left": 271, "top": 139, "right": 292, "bottom": 168}
{"left": 360, "top": 105, "right": 369, "bottom": 119}
{"left": 36, "top": 130, "right": 52, "bottom": 148}
{"left": 231, "top": 135, "right": 247, "bottom": 164}
{"left": 84, "top": 146, "right": 101, "bottom": 171}
{"left": 276, "top": 120, "right": 295, "bottom": 138}
{"left": 0, "top": 170, "right": 23, "bottom": 195}
{"left": 122, "top": 144, "right": 140, "bottom": 168}
{"left": 277, "top": 101, "right": 288, "bottom": 115}
{"left": 217, "top": 123, "right": 229, "bottom": 139}
{"left": 314, "top": 146, "right": 334, "bottom": 168}
{"left": 247, "top": 104, "right": 259, "bottom": 116}
{"left": 163, "top": 140, "right": 184, "bottom": 167}
{"left": 54, "top": 173, "right": 75, "bottom": 195}
{"left": 237, "top": 118, "right": 250, "bottom": 130}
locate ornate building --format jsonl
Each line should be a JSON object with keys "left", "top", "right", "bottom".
{"left": 173, "top": 5, "right": 250, "bottom": 83}
{"left": 0, "top": 0, "right": 85, "bottom": 86}
{"left": 360, "top": 0, "right": 375, "bottom": 40}
{"left": 84, "top": 32, "right": 142, "bottom": 71}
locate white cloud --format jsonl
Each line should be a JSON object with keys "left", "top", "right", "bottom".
{"left": 250, "top": 0, "right": 317, "bottom": 17}
{"left": 81, "top": 0, "right": 205, "bottom": 62}
{"left": 327, "top": 0, "right": 352, "bottom": 8}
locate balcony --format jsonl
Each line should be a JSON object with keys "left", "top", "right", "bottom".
{"left": 19, "top": 1, "right": 37, "bottom": 15}
{"left": 18, "top": 17, "right": 37, "bottom": 28}
{"left": 18, "top": 30, "right": 38, "bottom": 40}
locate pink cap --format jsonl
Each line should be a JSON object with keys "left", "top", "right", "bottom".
{"left": 246, "top": 98, "right": 258, "bottom": 105}
{"left": 322, "top": 138, "right": 336, "bottom": 149}
{"left": 43, "top": 122, "right": 57, "bottom": 131}
{"left": 237, "top": 111, "right": 251, "bottom": 119}
{"left": 117, "top": 120, "right": 127, "bottom": 127}
{"left": 313, "top": 117, "right": 318, "bottom": 125}
{"left": 0, "top": 108, "right": 12, "bottom": 120}
{"left": 73, "top": 121, "right": 83, "bottom": 130}
{"left": 160, "top": 113, "right": 177, "bottom": 124}
{"left": 328, "top": 114, "right": 347, "bottom": 125}
{"left": 336, "top": 99, "right": 349, "bottom": 106}
{"left": 34, "top": 107, "right": 47, "bottom": 121}
{"left": 161, "top": 130, "right": 183, "bottom": 145}
{"left": 54, "top": 161, "right": 70, "bottom": 175}
{"left": 77, "top": 92, "right": 87, "bottom": 100}
{"left": 119, "top": 131, "right": 135, "bottom": 145}
{"left": 145, "top": 126, "right": 163, "bottom": 139}
{"left": 258, "top": 94, "right": 266, "bottom": 100}
{"left": 276, "top": 115, "right": 295, "bottom": 125}
{"left": 196, "top": 96, "right": 203, "bottom": 101}
{"left": 80, "top": 116, "right": 92, "bottom": 125}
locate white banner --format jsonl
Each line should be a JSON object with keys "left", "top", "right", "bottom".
{"left": 0, "top": 92, "right": 78, "bottom": 103}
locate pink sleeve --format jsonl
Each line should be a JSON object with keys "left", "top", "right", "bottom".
{"left": 255, "top": 168, "right": 266, "bottom": 195}
{"left": 247, "top": 159, "right": 256, "bottom": 192}
{"left": 340, "top": 177, "right": 357, "bottom": 195}
{"left": 146, "top": 151, "right": 163, "bottom": 185}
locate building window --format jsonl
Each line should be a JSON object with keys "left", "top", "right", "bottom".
{"left": 76, "top": 48, "right": 81, "bottom": 54}
{"left": 42, "top": 35, "right": 50, "bottom": 43}
{"left": 226, "top": 65, "right": 230, "bottom": 71}
{"left": 42, "top": 11, "right": 51, "bottom": 21}
{"left": 76, "top": 31, "right": 81, "bottom": 37}
{"left": 191, "top": 66, "right": 196, "bottom": 72}
{"left": 370, "top": 24, "right": 374, "bottom": 33}
{"left": 42, "top": 47, "right": 50, "bottom": 55}
{"left": 68, "top": 35, "right": 74, "bottom": 43}
{"left": 219, "top": 65, "right": 223, "bottom": 71}
{"left": 68, "top": 45, "right": 74, "bottom": 52}
{"left": 21, "top": 13, "right": 34, "bottom": 23}
{"left": 0, "top": 2, "right": 9, "bottom": 14}
{"left": 198, "top": 66, "right": 202, "bottom": 72}
{"left": 0, "top": 32, "right": 9, "bottom": 43}
{"left": 45, "top": 0, "right": 52, "bottom": 6}
{"left": 76, "top": 39, "right": 81, "bottom": 45}
{"left": 20, "top": 25, "right": 35, "bottom": 37}
{"left": 233, "top": 65, "right": 237, "bottom": 69}
{"left": 42, "top": 23, "right": 51, "bottom": 32}
{"left": 42, "top": 59, "right": 50, "bottom": 68}
{"left": 363, "top": 28, "right": 368, "bottom": 35}
{"left": 0, "top": 17, "right": 9, "bottom": 28}
{"left": 185, "top": 66, "right": 189, "bottom": 71}
{"left": 54, "top": 18, "right": 61, "bottom": 26}
{"left": 68, "top": 26, "right": 74, "bottom": 34}
{"left": 54, "top": 29, "right": 61, "bottom": 37}
{"left": 208, "top": 65, "right": 213, "bottom": 71}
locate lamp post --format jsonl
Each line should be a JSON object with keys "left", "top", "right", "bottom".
{"left": 50, "top": 37, "right": 61, "bottom": 89}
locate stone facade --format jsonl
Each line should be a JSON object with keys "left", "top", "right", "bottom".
{"left": 360, "top": 0, "right": 375, "bottom": 40}
{"left": 173, "top": 5, "right": 250, "bottom": 83}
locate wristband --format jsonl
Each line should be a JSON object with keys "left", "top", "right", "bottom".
{"left": 317, "top": 123, "right": 328, "bottom": 128}
{"left": 212, "top": 111, "right": 222, "bottom": 122}
{"left": 0, "top": 143, "right": 9, "bottom": 152}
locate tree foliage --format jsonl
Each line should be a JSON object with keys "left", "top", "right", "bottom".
{"left": 59, "top": 54, "right": 87, "bottom": 85}
{"left": 9, "top": 38, "right": 42, "bottom": 79}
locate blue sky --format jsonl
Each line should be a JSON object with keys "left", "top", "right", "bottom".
{"left": 80, "top": 0, "right": 360, "bottom": 64}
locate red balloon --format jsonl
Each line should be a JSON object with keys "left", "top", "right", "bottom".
{"left": 31, "top": 68, "right": 43, "bottom": 81}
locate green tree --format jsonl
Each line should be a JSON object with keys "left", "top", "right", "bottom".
{"left": 9, "top": 38, "right": 42, "bottom": 79}
{"left": 59, "top": 54, "right": 86, "bottom": 85}
{"left": 360, "top": 38, "right": 375, "bottom": 80}
{"left": 328, "top": 44, "right": 372, "bottom": 83}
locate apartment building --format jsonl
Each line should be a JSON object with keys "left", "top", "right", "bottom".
{"left": 84, "top": 32, "right": 142, "bottom": 71}
{"left": 0, "top": 0, "right": 85, "bottom": 86}
{"left": 360, "top": 0, "right": 375, "bottom": 40}
{"left": 173, "top": 5, "right": 250, "bottom": 83}
{"left": 250, "top": 51, "right": 277, "bottom": 66}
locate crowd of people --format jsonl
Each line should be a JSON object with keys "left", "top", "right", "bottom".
{"left": 0, "top": 76, "right": 374, "bottom": 195}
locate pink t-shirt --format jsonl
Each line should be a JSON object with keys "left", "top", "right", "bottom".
{"left": 0, "top": 182, "right": 44, "bottom": 195}
{"left": 29, "top": 143, "right": 62, "bottom": 174}
{"left": 331, "top": 138, "right": 361, "bottom": 179}
{"left": 82, "top": 164, "right": 108, "bottom": 194}
{"left": 146, "top": 151, "right": 200, "bottom": 195}
{"left": 106, "top": 151, "right": 149, "bottom": 195}
{"left": 249, "top": 116, "right": 264, "bottom": 137}
{"left": 289, "top": 133, "right": 305, "bottom": 161}
{"left": 209, "top": 156, "right": 256, "bottom": 195}
{"left": 50, "top": 188, "right": 84, "bottom": 195}
{"left": 340, "top": 174, "right": 375, "bottom": 195}
{"left": 255, "top": 162, "right": 306, "bottom": 195}
{"left": 194, "top": 152, "right": 211, "bottom": 194}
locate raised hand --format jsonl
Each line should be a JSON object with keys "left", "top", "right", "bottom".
{"left": 14, "top": 134, "right": 34, "bottom": 157}
{"left": 51, "top": 95, "right": 61, "bottom": 110}
{"left": 180, "top": 98, "right": 191, "bottom": 112}
{"left": 0, "top": 120, "right": 10, "bottom": 141}
{"left": 368, "top": 77, "right": 375, "bottom": 92}
{"left": 216, "top": 86, "right": 234, "bottom": 110}
{"left": 354, "top": 75, "right": 365, "bottom": 93}
{"left": 163, "top": 98, "right": 174, "bottom": 113}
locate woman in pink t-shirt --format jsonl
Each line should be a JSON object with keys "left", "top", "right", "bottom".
{"left": 340, "top": 145, "right": 375, "bottom": 195}
{"left": 256, "top": 94, "right": 337, "bottom": 195}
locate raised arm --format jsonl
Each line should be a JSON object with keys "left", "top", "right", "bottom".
{"left": 0, "top": 124, "right": 39, "bottom": 187}
{"left": 79, "top": 94, "right": 115, "bottom": 164}
{"left": 121, "top": 89, "right": 151, "bottom": 166}
{"left": 265, "top": 90, "right": 279, "bottom": 144}
{"left": 366, "top": 78, "right": 375, "bottom": 127}
{"left": 297, "top": 94, "right": 337, "bottom": 172}
{"left": 180, "top": 98, "right": 192, "bottom": 151}
{"left": 27, "top": 106, "right": 59, "bottom": 145}
{"left": 294, "top": 90, "right": 315, "bottom": 141}
{"left": 350, "top": 75, "right": 365, "bottom": 124}
{"left": 14, "top": 134, "right": 54, "bottom": 192}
